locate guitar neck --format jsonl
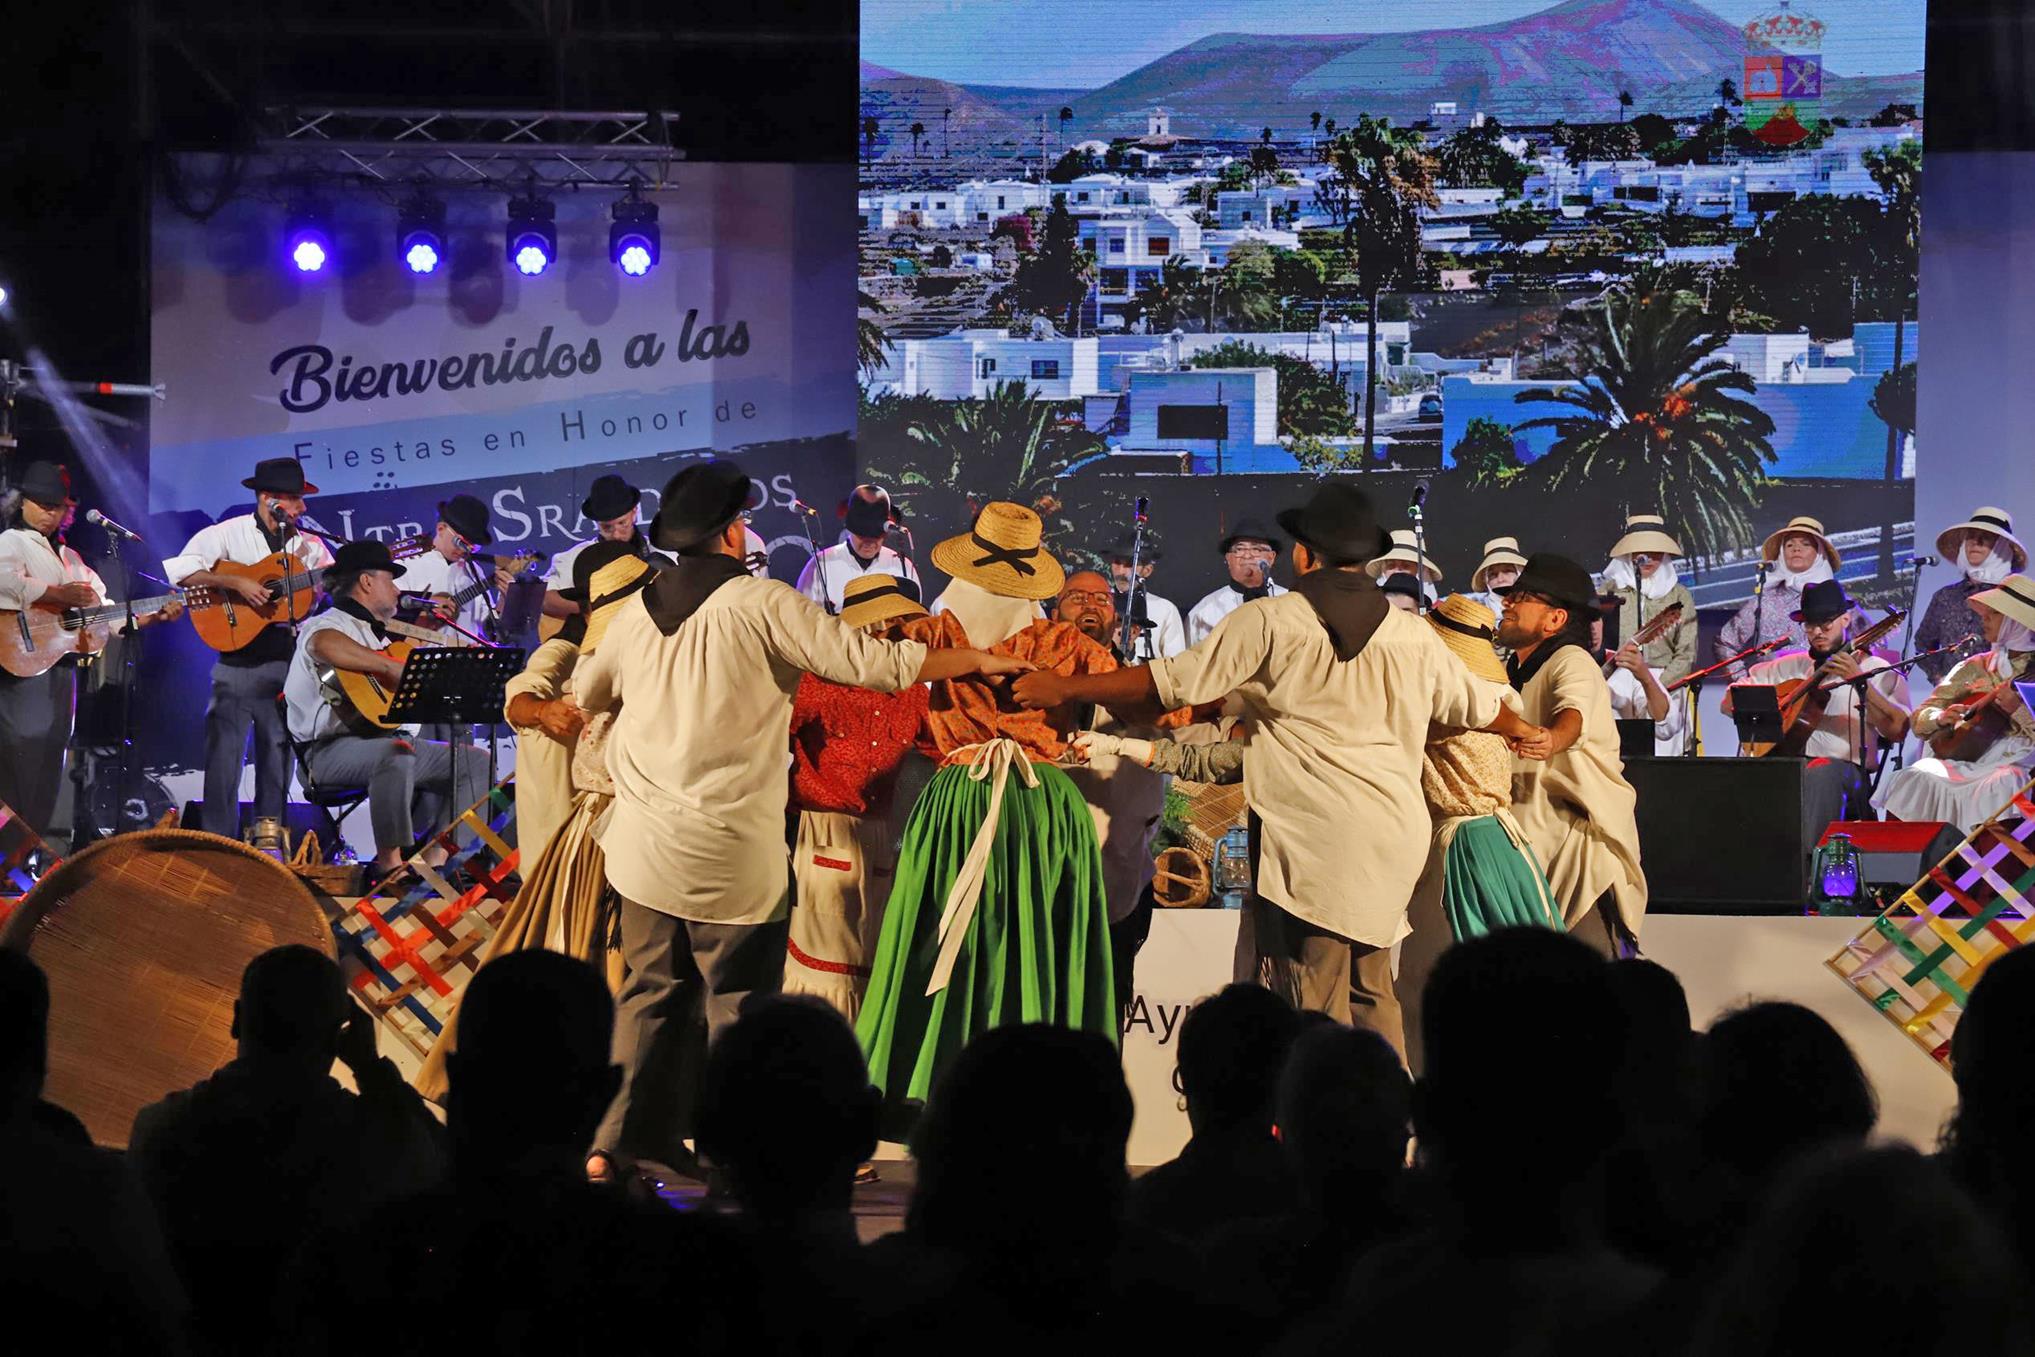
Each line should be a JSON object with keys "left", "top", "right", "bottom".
{"left": 72, "top": 592, "right": 181, "bottom": 626}
{"left": 383, "top": 617, "right": 479, "bottom": 647}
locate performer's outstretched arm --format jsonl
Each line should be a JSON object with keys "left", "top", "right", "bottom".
{"left": 1011, "top": 663, "right": 1157, "bottom": 712}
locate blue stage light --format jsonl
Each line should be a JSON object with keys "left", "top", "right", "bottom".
{"left": 610, "top": 193, "right": 660, "bottom": 277}
{"left": 398, "top": 197, "right": 447, "bottom": 276}
{"left": 506, "top": 197, "right": 557, "bottom": 277}
{"left": 285, "top": 211, "right": 332, "bottom": 274}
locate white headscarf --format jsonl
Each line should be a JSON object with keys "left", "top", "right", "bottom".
{"left": 1993, "top": 616, "right": 2035, "bottom": 661}
{"left": 1602, "top": 554, "right": 1680, "bottom": 601}
{"left": 1962, "top": 533, "right": 2016, "bottom": 587}
{"left": 1774, "top": 557, "right": 1835, "bottom": 593}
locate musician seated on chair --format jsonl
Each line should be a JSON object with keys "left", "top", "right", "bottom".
{"left": 1724, "top": 579, "right": 1911, "bottom": 850}
{"left": 1873, "top": 574, "right": 2035, "bottom": 835}
{"left": 281, "top": 540, "right": 490, "bottom": 874}
{"left": 1592, "top": 604, "right": 1688, "bottom": 757}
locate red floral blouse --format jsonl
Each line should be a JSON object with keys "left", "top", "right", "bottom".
{"left": 788, "top": 672, "right": 930, "bottom": 816}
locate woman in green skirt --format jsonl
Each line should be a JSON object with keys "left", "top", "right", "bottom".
{"left": 856, "top": 502, "right": 1119, "bottom": 1138}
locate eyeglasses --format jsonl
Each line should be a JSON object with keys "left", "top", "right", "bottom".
{"left": 1225, "top": 545, "right": 1275, "bottom": 561}
{"left": 1061, "top": 589, "right": 1112, "bottom": 607}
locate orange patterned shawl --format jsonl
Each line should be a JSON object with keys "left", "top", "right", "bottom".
{"left": 900, "top": 612, "right": 1120, "bottom": 763}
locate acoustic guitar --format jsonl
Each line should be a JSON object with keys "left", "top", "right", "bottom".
{"left": 409, "top": 551, "right": 544, "bottom": 640}
{"left": 0, "top": 591, "right": 184, "bottom": 678}
{"left": 1624, "top": 602, "right": 1685, "bottom": 654}
{"left": 318, "top": 618, "right": 479, "bottom": 735}
{"left": 1928, "top": 663, "right": 2029, "bottom": 763}
{"left": 1738, "top": 610, "right": 1906, "bottom": 758}
{"left": 185, "top": 539, "right": 427, "bottom": 652}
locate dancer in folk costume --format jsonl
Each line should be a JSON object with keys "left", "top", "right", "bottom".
{"left": 784, "top": 573, "right": 937, "bottom": 1019}
{"left": 858, "top": 502, "right": 1119, "bottom": 1137}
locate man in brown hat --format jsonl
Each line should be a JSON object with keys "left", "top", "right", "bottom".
{"left": 1496, "top": 554, "right": 1647, "bottom": 955}
{"left": 1016, "top": 483, "right": 1547, "bottom": 1055}
{"left": 572, "top": 462, "right": 1029, "bottom": 1179}
{"left": 163, "top": 457, "right": 335, "bottom": 839}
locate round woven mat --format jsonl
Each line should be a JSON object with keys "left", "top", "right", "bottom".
{"left": 0, "top": 828, "right": 333, "bottom": 1147}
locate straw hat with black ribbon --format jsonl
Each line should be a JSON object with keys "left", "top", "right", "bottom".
{"left": 1760, "top": 515, "right": 1842, "bottom": 569}
{"left": 1470, "top": 536, "right": 1528, "bottom": 592}
{"left": 573, "top": 543, "right": 658, "bottom": 653}
{"left": 1972, "top": 573, "right": 2035, "bottom": 636}
{"left": 1937, "top": 506, "right": 2028, "bottom": 572}
{"left": 838, "top": 572, "right": 927, "bottom": 631}
{"left": 930, "top": 501, "right": 1065, "bottom": 601}
{"left": 1608, "top": 514, "right": 1683, "bottom": 560}
{"left": 1365, "top": 528, "right": 1443, "bottom": 584}
{"left": 1426, "top": 594, "right": 1508, "bottom": 684}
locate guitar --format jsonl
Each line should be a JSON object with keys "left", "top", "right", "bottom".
{"left": 1738, "top": 610, "right": 1907, "bottom": 758}
{"left": 411, "top": 552, "right": 544, "bottom": 637}
{"left": 1928, "top": 660, "right": 2029, "bottom": 763}
{"left": 319, "top": 618, "right": 480, "bottom": 734}
{"left": 185, "top": 538, "right": 429, "bottom": 652}
{"left": 0, "top": 591, "right": 184, "bottom": 678}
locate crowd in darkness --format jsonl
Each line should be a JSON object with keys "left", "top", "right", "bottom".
{"left": 2, "top": 930, "right": 2032, "bottom": 1356}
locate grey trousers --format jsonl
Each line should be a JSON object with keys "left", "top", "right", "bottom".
{"left": 594, "top": 893, "right": 789, "bottom": 1168}
{"left": 202, "top": 658, "right": 291, "bottom": 838}
{"left": 0, "top": 668, "right": 73, "bottom": 838}
{"left": 301, "top": 733, "right": 489, "bottom": 853}
{"left": 1803, "top": 757, "right": 1870, "bottom": 857}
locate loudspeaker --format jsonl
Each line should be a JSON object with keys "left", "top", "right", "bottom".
{"left": 1624, "top": 757, "right": 1807, "bottom": 913}
{"left": 1816, "top": 819, "right": 1962, "bottom": 886}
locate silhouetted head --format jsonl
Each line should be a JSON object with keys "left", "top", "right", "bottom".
{"left": 1949, "top": 944, "right": 2035, "bottom": 1149}
{"left": 908, "top": 1025, "right": 1131, "bottom": 1254}
{"left": 446, "top": 952, "right": 619, "bottom": 1175}
{"left": 1417, "top": 929, "right": 1629, "bottom": 1220}
{"left": 233, "top": 945, "right": 348, "bottom": 1066}
{"left": 1609, "top": 957, "right": 1695, "bottom": 1120}
{"left": 0, "top": 949, "right": 50, "bottom": 1115}
{"left": 1699, "top": 1001, "right": 1876, "bottom": 1185}
{"left": 1277, "top": 1023, "right": 1410, "bottom": 1209}
{"left": 1176, "top": 983, "right": 1301, "bottom": 1140}
{"left": 698, "top": 996, "right": 880, "bottom": 1222}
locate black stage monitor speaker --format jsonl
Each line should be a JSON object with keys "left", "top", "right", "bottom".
{"left": 1156, "top": 404, "right": 1229, "bottom": 440}
{"left": 1625, "top": 756, "right": 1807, "bottom": 914}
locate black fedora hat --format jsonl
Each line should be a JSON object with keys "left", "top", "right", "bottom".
{"left": 323, "top": 538, "right": 408, "bottom": 582}
{"left": 1790, "top": 578, "right": 1859, "bottom": 625}
{"left": 581, "top": 474, "right": 641, "bottom": 523}
{"left": 241, "top": 456, "right": 319, "bottom": 496}
{"left": 1275, "top": 482, "right": 1390, "bottom": 564}
{"left": 1494, "top": 552, "right": 1597, "bottom": 615}
{"left": 841, "top": 485, "right": 894, "bottom": 539}
{"left": 1218, "top": 517, "right": 1283, "bottom": 555}
{"left": 436, "top": 492, "right": 494, "bottom": 545}
{"left": 17, "top": 461, "right": 74, "bottom": 508}
{"left": 650, "top": 461, "right": 752, "bottom": 553}
{"left": 1105, "top": 531, "right": 1161, "bottom": 563}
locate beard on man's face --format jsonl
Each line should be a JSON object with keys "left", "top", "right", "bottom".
{"left": 1072, "top": 611, "right": 1111, "bottom": 642}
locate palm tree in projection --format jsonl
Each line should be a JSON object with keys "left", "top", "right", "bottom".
{"left": 942, "top": 107, "right": 952, "bottom": 158}
{"left": 1310, "top": 109, "right": 1323, "bottom": 150}
{"left": 1059, "top": 105, "right": 1073, "bottom": 153}
{"left": 1618, "top": 89, "right": 1634, "bottom": 121}
{"left": 1512, "top": 281, "right": 1777, "bottom": 562}
{"left": 857, "top": 289, "right": 893, "bottom": 379}
{"left": 909, "top": 121, "right": 925, "bottom": 158}
{"left": 1315, "top": 115, "right": 1438, "bottom": 459}
{"left": 861, "top": 115, "right": 879, "bottom": 168}
{"left": 897, "top": 381, "right": 1104, "bottom": 547}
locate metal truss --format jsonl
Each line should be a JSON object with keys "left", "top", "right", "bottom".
{"left": 257, "top": 108, "right": 684, "bottom": 192}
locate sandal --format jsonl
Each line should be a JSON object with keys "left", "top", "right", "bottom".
{"left": 854, "top": 1162, "right": 881, "bottom": 1185}
{"left": 586, "top": 1149, "right": 621, "bottom": 1184}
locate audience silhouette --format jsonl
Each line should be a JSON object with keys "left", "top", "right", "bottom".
{"left": 1940, "top": 944, "right": 2035, "bottom": 1283}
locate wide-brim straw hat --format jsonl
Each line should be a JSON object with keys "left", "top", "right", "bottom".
{"left": 1470, "top": 536, "right": 1528, "bottom": 592}
{"left": 1365, "top": 528, "right": 1443, "bottom": 584}
{"left": 1608, "top": 513, "right": 1683, "bottom": 561}
{"left": 1426, "top": 594, "right": 1507, "bottom": 684}
{"left": 839, "top": 573, "right": 926, "bottom": 630}
{"left": 1761, "top": 515, "right": 1841, "bottom": 569}
{"left": 1936, "top": 507, "right": 2028, "bottom": 571}
{"left": 581, "top": 555, "right": 656, "bottom": 652}
{"left": 930, "top": 501, "right": 1064, "bottom": 601}
{"left": 1972, "top": 574, "right": 2035, "bottom": 634}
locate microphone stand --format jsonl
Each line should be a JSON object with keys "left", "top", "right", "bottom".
{"left": 1672, "top": 636, "right": 1789, "bottom": 755}
{"left": 1898, "top": 556, "right": 1927, "bottom": 661}
{"left": 1408, "top": 487, "right": 1431, "bottom": 614}
{"left": 1120, "top": 496, "right": 1150, "bottom": 659}
{"left": 797, "top": 507, "right": 835, "bottom": 614}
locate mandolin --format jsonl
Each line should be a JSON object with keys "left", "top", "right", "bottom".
{"left": 1740, "top": 609, "right": 1906, "bottom": 758}
{"left": 0, "top": 591, "right": 184, "bottom": 677}
{"left": 319, "top": 618, "right": 481, "bottom": 734}
{"left": 1628, "top": 602, "right": 1685, "bottom": 651}
{"left": 1928, "top": 661, "right": 2029, "bottom": 763}
{"left": 186, "top": 538, "right": 429, "bottom": 652}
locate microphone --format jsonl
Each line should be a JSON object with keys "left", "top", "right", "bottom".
{"left": 85, "top": 508, "right": 144, "bottom": 543}
{"left": 791, "top": 499, "right": 820, "bottom": 518}
{"left": 1134, "top": 495, "right": 1150, "bottom": 523}
{"left": 1410, "top": 480, "right": 1430, "bottom": 509}
{"left": 399, "top": 590, "right": 447, "bottom": 611}
{"left": 1902, "top": 554, "right": 1939, "bottom": 568}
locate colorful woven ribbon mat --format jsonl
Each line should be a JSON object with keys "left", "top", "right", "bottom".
{"left": 1827, "top": 777, "right": 2035, "bottom": 1068}
{"left": 330, "top": 777, "right": 520, "bottom": 1060}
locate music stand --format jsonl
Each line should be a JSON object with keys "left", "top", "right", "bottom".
{"left": 1728, "top": 683, "right": 1784, "bottom": 747}
{"left": 384, "top": 647, "right": 527, "bottom": 729}
{"left": 1615, "top": 718, "right": 1656, "bottom": 760}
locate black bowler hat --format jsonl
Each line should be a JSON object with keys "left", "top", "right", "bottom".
{"left": 841, "top": 485, "right": 894, "bottom": 539}
{"left": 1494, "top": 552, "right": 1597, "bottom": 615}
{"left": 650, "top": 461, "right": 752, "bottom": 553}
{"left": 1791, "top": 578, "right": 1860, "bottom": 625}
{"left": 1379, "top": 571, "right": 1423, "bottom": 604}
{"left": 436, "top": 492, "right": 494, "bottom": 545}
{"left": 1218, "top": 517, "right": 1283, "bottom": 555}
{"left": 581, "top": 474, "right": 641, "bottom": 523}
{"left": 1274, "top": 482, "right": 1389, "bottom": 564}
{"left": 323, "top": 538, "right": 408, "bottom": 582}
{"left": 17, "top": 462, "right": 74, "bottom": 508}
{"left": 1105, "top": 531, "right": 1161, "bottom": 563}
{"left": 242, "top": 456, "right": 319, "bottom": 496}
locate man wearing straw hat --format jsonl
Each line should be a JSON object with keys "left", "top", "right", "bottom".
{"left": 1468, "top": 536, "right": 1528, "bottom": 619}
{"left": 574, "top": 463, "right": 1028, "bottom": 1178}
{"left": 1602, "top": 513, "right": 1697, "bottom": 686}
{"left": 1714, "top": 515, "right": 1844, "bottom": 679}
{"left": 1015, "top": 483, "right": 1548, "bottom": 1055}
{"left": 1495, "top": 553, "right": 1647, "bottom": 956}
{"left": 1185, "top": 518, "right": 1287, "bottom": 645}
{"left": 782, "top": 572, "right": 935, "bottom": 1021}
{"left": 1915, "top": 507, "right": 2028, "bottom": 684}
{"left": 1366, "top": 528, "right": 1443, "bottom": 609}
{"left": 1874, "top": 573, "right": 2035, "bottom": 834}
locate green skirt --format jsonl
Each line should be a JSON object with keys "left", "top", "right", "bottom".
{"left": 857, "top": 759, "right": 1115, "bottom": 1135}
{"left": 1440, "top": 814, "right": 1561, "bottom": 940}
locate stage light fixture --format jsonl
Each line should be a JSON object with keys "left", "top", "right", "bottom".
{"left": 610, "top": 194, "right": 660, "bottom": 277}
{"left": 506, "top": 196, "right": 557, "bottom": 276}
{"left": 398, "top": 198, "right": 447, "bottom": 275}
{"left": 285, "top": 208, "right": 332, "bottom": 274}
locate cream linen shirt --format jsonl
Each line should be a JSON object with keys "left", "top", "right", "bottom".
{"left": 162, "top": 513, "right": 332, "bottom": 584}
{"left": 0, "top": 528, "right": 106, "bottom": 609}
{"left": 574, "top": 575, "right": 927, "bottom": 924}
{"left": 1150, "top": 596, "right": 1502, "bottom": 948}
{"left": 502, "top": 637, "right": 581, "bottom": 863}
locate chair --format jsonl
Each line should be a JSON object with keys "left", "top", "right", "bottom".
{"left": 276, "top": 694, "right": 369, "bottom": 861}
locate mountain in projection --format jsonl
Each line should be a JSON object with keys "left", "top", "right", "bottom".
{"left": 863, "top": 0, "right": 1922, "bottom": 152}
